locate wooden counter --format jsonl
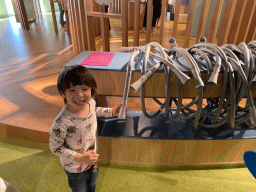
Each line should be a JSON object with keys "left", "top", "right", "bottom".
{"left": 98, "top": 136, "right": 256, "bottom": 165}
{"left": 65, "top": 51, "right": 256, "bottom": 98}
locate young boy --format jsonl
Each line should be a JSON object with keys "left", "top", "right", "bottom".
{"left": 49, "top": 65, "right": 121, "bottom": 192}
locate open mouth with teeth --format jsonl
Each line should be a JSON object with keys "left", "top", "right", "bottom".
{"left": 74, "top": 100, "right": 86, "bottom": 106}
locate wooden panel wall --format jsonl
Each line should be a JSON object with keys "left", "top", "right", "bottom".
{"left": 196, "top": 0, "right": 210, "bottom": 43}
{"left": 235, "top": 0, "right": 256, "bottom": 44}
{"left": 159, "top": 0, "right": 256, "bottom": 46}
{"left": 217, "top": 0, "right": 237, "bottom": 45}
{"left": 1, "top": 122, "right": 254, "bottom": 165}
{"left": 183, "top": 0, "right": 196, "bottom": 48}
{"left": 68, "top": 0, "right": 123, "bottom": 55}
{"left": 98, "top": 136, "right": 256, "bottom": 165}
{"left": 221, "top": 0, "right": 256, "bottom": 45}
{"left": 110, "top": 0, "right": 121, "bottom": 14}
{"left": 68, "top": 0, "right": 256, "bottom": 55}
{"left": 89, "top": 70, "right": 256, "bottom": 98}
{"left": 207, "top": 0, "right": 224, "bottom": 43}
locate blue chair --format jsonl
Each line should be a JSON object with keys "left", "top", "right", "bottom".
{"left": 244, "top": 151, "right": 256, "bottom": 179}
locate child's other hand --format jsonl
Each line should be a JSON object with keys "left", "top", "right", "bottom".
{"left": 74, "top": 150, "right": 99, "bottom": 165}
{"left": 112, "top": 104, "right": 122, "bottom": 116}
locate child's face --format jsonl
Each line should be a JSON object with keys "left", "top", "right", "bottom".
{"left": 62, "top": 83, "right": 92, "bottom": 113}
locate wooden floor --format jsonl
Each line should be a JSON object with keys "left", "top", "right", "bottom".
{"left": 0, "top": 13, "right": 196, "bottom": 141}
{"left": 0, "top": 14, "right": 73, "bottom": 136}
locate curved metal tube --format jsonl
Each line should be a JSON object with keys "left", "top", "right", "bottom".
{"left": 119, "top": 38, "right": 256, "bottom": 130}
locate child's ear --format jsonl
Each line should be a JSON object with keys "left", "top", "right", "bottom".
{"left": 61, "top": 93, "right": 66, "bottom": 99}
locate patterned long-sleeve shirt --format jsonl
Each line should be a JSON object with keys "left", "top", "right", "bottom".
{"left": 49, "top": 98, "right": 113, "bottom": 173}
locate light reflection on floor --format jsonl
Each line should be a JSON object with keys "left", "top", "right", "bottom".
{"left": 0, "top": 95, "right": 20, "bottom": 118}
{"left": 21, "top": 75, "right": 63, "bottom": 108}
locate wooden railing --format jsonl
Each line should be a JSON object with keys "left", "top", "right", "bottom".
{"left": 109, "top": 0, "right": 122, "bottom": 14}
{"left": 67, "top": 0, "right": 256, "bottom": 56}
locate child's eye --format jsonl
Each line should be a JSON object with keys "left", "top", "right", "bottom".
{"left": 69, "top": 90, "right": 75, "bottom": 92}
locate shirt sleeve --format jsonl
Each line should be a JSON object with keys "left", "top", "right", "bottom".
{"left": 49, "top": 122, "right": 77, "bottom": 161}
{"left": 92, "top": 98, "right": 113, "bottom": 117}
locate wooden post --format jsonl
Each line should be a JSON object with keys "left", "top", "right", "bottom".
{"left": 14, "top": 0, "right": 30, "bottom": 30}
{"left": 159, "top": 0, "right": 167, "bottom": 45}
{"left": 50, "top": 0, "right": 58, "bottom": 33}
{"left": 172, "top": 0, "right": 181, "bottom": 39}
{"left": 68, "top": 0, "right": 79, "bottom": 55}
{"left": 245, "top": 5, "right": 256, "bottom": 43}
{"left": 119, "top": 0, "right": 121, "bottom": 14}
{"left": 196, "top": 0, "right": 210, "bottom": 43}
{"left": 101, "top": 15, "right": 110, "bottom": 51}
{"left": 115, "top": 0, "right": 118, "bottom": 14}
{"left": 122, "top": 0, "right": 129, "bottom": 47}
{"left": 134, "top": 0, "right": 140, "bottom": 46}
{"left": 74, "top": 0, "right": 83, "bottom": 54}
{"left": 217, "top": 0, "right": 237, "bottom": 46}
{"left": 235, "top": 0, "right": 256, "bottom": 44}
{"left": 228, "top": 0, "right": 247, "bottom": 44}
{"left": 183, "top": 0, "right": 196, "bottom": 48}
{"left": 78, "top": 0, "right": 89, "bottom": 50}
{"left": 207, "top": 0, "right": 224, "bottom": 44}
{"left": 85, "top": 0, "right": 96, "bottom": 51}
{"left": 146, "top": 0, "right": 153, "bottom": 43}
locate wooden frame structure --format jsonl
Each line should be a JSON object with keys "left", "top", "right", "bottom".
{"left": 63, "top": 0, "right": 256, "bottom": 166}
{"left": 13, "top": 0, "right": 256, "bottom": 47}
{"left": 65, "top": 0, "right": 256, "bottom": 56}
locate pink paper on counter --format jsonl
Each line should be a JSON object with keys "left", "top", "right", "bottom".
{"left": 81, "top": 52, "right": 115, "bottom": 66}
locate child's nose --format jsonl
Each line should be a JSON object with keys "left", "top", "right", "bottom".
{"left": 76, "top": 90, "right": 83, "bottom": 96}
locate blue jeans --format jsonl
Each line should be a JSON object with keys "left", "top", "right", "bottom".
{"left": 64, "top": 165, "right": 98, "bottom": 192}
{"left": 58, "top": 3, "right": 66, "bottom": 27}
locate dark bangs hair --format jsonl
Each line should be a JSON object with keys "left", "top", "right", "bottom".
{"left": 57, "top": 65, "right": 97, "bottom": 103}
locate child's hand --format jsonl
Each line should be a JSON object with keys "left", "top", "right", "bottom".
{"left": 74, "top": 150, "right": 99, "bottom": 165}
{"left": 112, "top": 104, "right": 122, "bottom": 116}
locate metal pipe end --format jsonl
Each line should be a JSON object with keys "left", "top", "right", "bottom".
{"left": 199, "top": 37, "right": 207, "bottom": 43}
{"left": 169, "top": 38, "right": 178, "bottom": 47}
